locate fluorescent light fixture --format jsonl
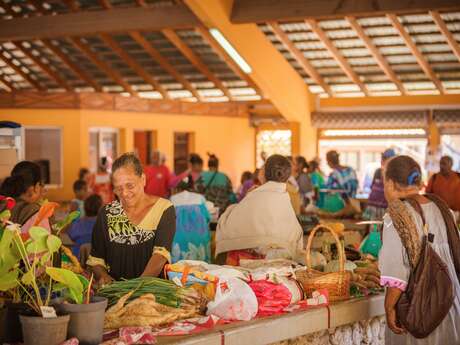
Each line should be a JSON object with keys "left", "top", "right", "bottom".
{"left": 209, "top": 28, "right": 252, "bottom": 74}
{"left": 322, "top": 128, "right": 426, "bottom": 137}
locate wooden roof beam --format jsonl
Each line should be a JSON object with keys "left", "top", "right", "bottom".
{"left": 231, "top": 0, "right": 460, "bottom": 23}
{"left": 387, "top": 13, "right": 445, "bottom": 95}
{"left": 99, "top": 33, "right": 168, "bottom": 99}
{"left": 41, "top": 39, "right": 102, "bottom": 92}
{"left": 162, "top": 28, "right": 233, "bottom": 100}
{"left": 70, "top": 37, "right": 136, "bottom": 96}
{"left": 195, "top": 25, "right": 263, "bottom": 97}
{"left": 346, "top": 16, "right": 406, "bottom": 95}
{"left": 431, "top": 11, "right": 460, "bottom": 64}
{"left": 0, "top": 50, "right": 44, "bottom": 91}
{"left": 0, "top": 5, "right": 199, "bottom": 42}
{"left": 0, "top": 73, "right": 14, "bottom": 92}
{"left": 269, "top": 22, "right": 332, "bottom": 97}
{"left": 129, "top": 31, "right": 201, "bottom": 100}
{"left": 13, "top": 42, "right": 72, "bottom": 91}
{"left": 63, "top": 0, "right": 80, "bottom": 11}
{"left": 306, "top": 19, "right": 369, "bottom": 96}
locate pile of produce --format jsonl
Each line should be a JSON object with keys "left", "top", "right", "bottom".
{"left": 350, "top": 256, "right": 381, "bottom": 290}
{"left": 97, "top": 277, "right": 207, "bottom": 311}
{"left": 104, "top": 292, "right": 199, "bottom": 329}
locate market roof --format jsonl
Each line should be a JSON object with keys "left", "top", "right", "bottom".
{"left": 0, "top": 0, "right": 459, "bottom": 101}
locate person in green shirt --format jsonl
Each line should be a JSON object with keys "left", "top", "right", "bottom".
{"left": 200, "top": 154, "right": 236, "bottom": 215}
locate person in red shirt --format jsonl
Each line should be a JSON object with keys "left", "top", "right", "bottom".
{"left": 89, "top": 157, "right": 114, "bottom": 205}
{"left": 426, "top": 155, "right": 460, "bottom": 211}
{"left": 144, "top": 150, "right": 172, "bottom": 198}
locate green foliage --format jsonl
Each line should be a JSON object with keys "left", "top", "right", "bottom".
{"left": 46, "top": 267, "right": 84, "bottom": 304}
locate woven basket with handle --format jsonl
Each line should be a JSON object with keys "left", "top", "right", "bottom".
{"left": 296, "top": 224, "right": 350, "bottom": 302}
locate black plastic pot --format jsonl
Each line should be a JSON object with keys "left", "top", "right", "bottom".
{"left": 1, "top": 301, "right": 33, "bottom": 343}
{"left": 53, "top": 296, "right": 108, "bottom": 345}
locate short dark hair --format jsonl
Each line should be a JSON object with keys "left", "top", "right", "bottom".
{"left": 326, "top": 150, "right": 340, "bottom": 165}
{"left": 84, "top": 194, "right": 103, "bottom": 217}
{"left": 189, "top": 153, "right": 203, "bottom": 166}
{"left": 441, "top": 155, "right": 453, "bottom": 165}
{"left": 264, "top": 154, "right": 291, "bottom": 183}
{"left": 385, "top": 155, "right": 422, "bottom": 187}
{"left": 208, "top": 153, "right": 219, "bottom": 169}
{"left": 0, "top": 161, "right": 42, "bottom": 198}
{"left": 73, "top": 179, "right": 87, "bottom": 193}
{"left": 309, "top": 160, "right": 319, "bottom": 171}
{"left": 295, "top": 156, "right": 309, "bottom": 171}
{"left": 78, "top": 168, "right": 89, "bottom": 180}
{"left": 241, "top": 171, "right": 253, "bottom": 183}
{"left": 112, "top": 152, "right": 143, "bottom": 176}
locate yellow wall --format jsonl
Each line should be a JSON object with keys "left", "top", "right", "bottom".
{"left": 1, "top": 108, "right": 255, "bottom": 201}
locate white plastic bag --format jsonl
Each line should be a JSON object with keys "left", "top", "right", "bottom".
{"left": 206, "top": 278, "right": 258, "bottom": 321}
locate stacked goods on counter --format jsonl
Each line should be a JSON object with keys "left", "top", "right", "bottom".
{"left": 350, "top": 255, "right": 381, "bottom": 291}
{"left": 104, "top": 292, "right": 199, "bottom": 329}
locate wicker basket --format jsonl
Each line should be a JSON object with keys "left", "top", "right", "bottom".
{"left": 296, "top": 224, "right": 350, "bottom": 302}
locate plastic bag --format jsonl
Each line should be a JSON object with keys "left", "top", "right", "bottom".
{"left": 248, "top": 280, "right": 292, "bottom": 316}
{"left": 360, "top": 224, "right": 382, "bottom": 258}
{"left": 206, "top": 278, "right": 258, "bottom": 321}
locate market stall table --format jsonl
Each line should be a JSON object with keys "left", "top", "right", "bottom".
{"left": 155, "top": 294, "right": 385, "bottom": 345}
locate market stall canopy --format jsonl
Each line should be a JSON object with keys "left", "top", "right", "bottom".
{"left": 0, "top": 0, "right": 459, "bottom": 106}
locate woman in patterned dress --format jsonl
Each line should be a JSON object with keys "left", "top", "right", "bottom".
{"left": 87, "top": 153, "right": 176, "bottom": 284}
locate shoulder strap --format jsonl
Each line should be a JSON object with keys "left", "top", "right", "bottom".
{"left": 424, "top": 193, "right": 460, "bottom": 283}
{"left": 404, "top": 197, "right": 426, "bottom": 226}
{"left": 204, "top": 172, "right": 218, "bottom": 193}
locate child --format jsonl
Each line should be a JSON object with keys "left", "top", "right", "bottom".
{"left": 67, "top": 194, "right": 102, "bottom": 257}
{"left": 70, "top": 179, "right": 88, "bottom": 218}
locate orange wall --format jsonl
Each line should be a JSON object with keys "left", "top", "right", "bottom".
{"left": 1, "top": 108, "right": 255, "bottom": 201}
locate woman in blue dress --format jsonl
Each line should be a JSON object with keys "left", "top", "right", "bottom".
{"left": 170, "top": 177, "right": 211, "bottom": 263}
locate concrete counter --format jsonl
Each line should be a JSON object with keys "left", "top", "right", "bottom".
{"left": 156, "top": 294, "right": 385, "bottom": 345}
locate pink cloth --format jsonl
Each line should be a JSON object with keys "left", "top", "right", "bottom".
{"left": 380, "top": 275, "right": 407, "bottom": 291}
{"left": 144, "top": 165, "right": 171, "bottom": 198}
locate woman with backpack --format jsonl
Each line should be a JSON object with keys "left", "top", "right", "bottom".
{"left": 380, "top": 155, "right": 460, "bottom": 344}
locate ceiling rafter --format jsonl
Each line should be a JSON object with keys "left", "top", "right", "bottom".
{"left": 41, "top": 39, "right": 102, "bottom": 92}
{"left": 0, "top": 5, "right": 199, "bottom": 42}
{"left": 268, "top": 22, "right": 333, "bottom": 97}
{"left": 346, "top": 16, "right": 406, "bottom": 95}
{"left": 99, "top": 33, "right": 169, "bottom": 99}
{"left": 129, "top": 31, "right": 202, "bottom": 100}
{"left": 70, "top": 37, "right": 137, "bottom": 96}
{"left": 162, "top": 28, "right": 233, "bottom": 100}
{"left": 430, "top": 11, "right": 460, "bottom": 64}
{"left": 13, "top": 42, "right": 72, "bottom": 91}
{"left": 387, "top": 13, "right": 445, "bottom": 94}
{"left": 0, "top": 73, "right": 14, "bottom": 92}
{"left": 0, "top": 50, "right": 44, "bottom": 91}
{"left": 306, "top": 19, "right": 370, "bottom": 96}
{"left": 195, "top": 25, "right": 262, "bottom": 96}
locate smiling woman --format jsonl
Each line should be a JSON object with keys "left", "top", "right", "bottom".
{"left": 86, "top": 152, "right": 176, "bottom": 283}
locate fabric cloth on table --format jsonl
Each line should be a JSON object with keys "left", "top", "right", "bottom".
{"left": 170, "top": 191, "right": 211, "bottom": 263}
{"left": 426, "top": 171, "right": 460, "bottom": 211}
{"left": 86, "top": 198, "right": 176, "bottom": 280}
{"left": 379, "top": 201, "right": 460, "bottom": 345}
{"left": 216, "top": 181, "right": 303, "bottom": 259}
{"left": 144, "top": 164, "right": 172, "bottom": 198}
{"left": 67, "top": 217, "right": 96, "bottom": 257}
{"left": 326, "top": 166, "right": 358, "bottom": 198}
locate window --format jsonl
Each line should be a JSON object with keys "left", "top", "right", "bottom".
{"left": 24, "top": 127, "right": 62, "bottom": 186}
{"left": 256, "top": 130, "right": 292, "bottom": 168}
{"left": 319, "top": 137, "right": 427, "bottom": 194}
{"left": 89, "top": 128, "right": 118, "bottom": 173}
